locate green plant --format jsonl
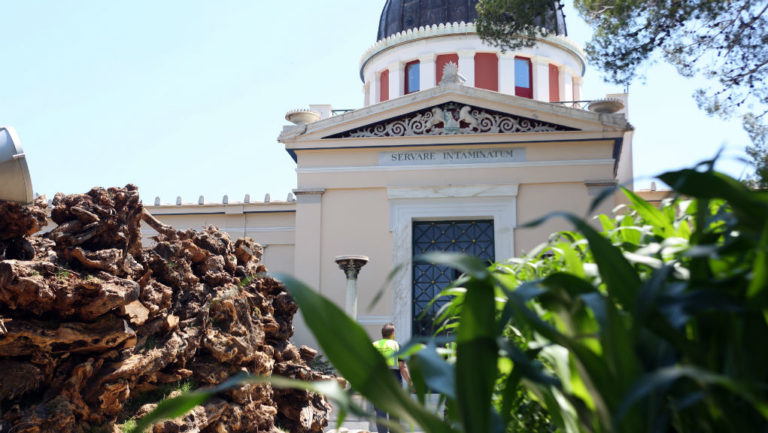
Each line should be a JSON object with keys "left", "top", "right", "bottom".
{"left": 431, "top": 161, "right": 768, "bottom": 432}
{"left": 121, "top": 419, "right": 137, "bottom": 433}
{"left": 136, "top": 162, "right": 768, "bottom": 432}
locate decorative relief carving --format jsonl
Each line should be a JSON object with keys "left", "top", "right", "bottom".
{"left": 326, "top": 102, "right": 576, "bottom": 138}
{"left": 439, "top": 62, "right": 461, "bottom": 86}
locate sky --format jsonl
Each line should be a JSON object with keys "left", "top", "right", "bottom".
{"left": 0, "top": 1, "right": 754, "bottom": 204}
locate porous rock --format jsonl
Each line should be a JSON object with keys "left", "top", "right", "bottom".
{"left": 0, "top": 186, "right": 333, "bottom": 433}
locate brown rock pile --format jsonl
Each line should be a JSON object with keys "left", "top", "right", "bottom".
{"left": 0, "top": 186, "right": 332, "bottom": 433}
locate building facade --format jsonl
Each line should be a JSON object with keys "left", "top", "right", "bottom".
{"left": 146, "top": 0, "right": 635, "bottom": 347}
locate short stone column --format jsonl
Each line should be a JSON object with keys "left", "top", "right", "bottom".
{"left": 334, "top": 255, "right": 369, "bottom": 320}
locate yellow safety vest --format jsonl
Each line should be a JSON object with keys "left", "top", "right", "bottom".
{"left": 373, "top": 338, "right": 400, "bottom": 368}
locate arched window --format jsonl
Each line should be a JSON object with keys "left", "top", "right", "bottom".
{"left": 514, "top": 57, "right": 532, "bottom": 99}
{"left": 405, "top": 61, "right": 420, "bottom": 94}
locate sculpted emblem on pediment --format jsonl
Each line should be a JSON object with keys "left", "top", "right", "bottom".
{"left": 326, "top": 102, "right": 576, "bottom": 138}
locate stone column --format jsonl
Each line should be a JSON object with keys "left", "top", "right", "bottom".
{"left": 334, "top": 255, "right": 369, "bottom": 320}
{"left": 388, "top": 61, "right": 404, "bottom": 100}
{"left": 457, "top": 49, "right": 475, "bottom": 87}
{"left": 532, "top": 56, "right": 550, "bottom": 102}
{"left": 498, "top": 53, "right": 516, "bottom": 96}
{"left": 572, "top": 75, "right": 583, "bottom": 102}
{"left": 418, "top": 53, "right": 437, "bottom": 91}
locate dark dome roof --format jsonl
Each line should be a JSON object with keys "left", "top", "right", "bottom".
{"left": 376, "top": 0, "right": 567, "bottom": 41}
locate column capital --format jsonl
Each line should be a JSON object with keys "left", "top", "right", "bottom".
{"left": 457, "top": 49, "right": 476, "bottom": 58}
{"left": 498, "top": 51, "right": 517, "bottom": 59}
{"left": 335, "top": 255, "right": 369, "bottom": 280}
{"left": 388, "top": 61, "right": 404, "bottom": 72}
{"left": 559, "top": 65, "right": 576, "bottom": 76}
{"left": 531, "top": 55, "right": 549, "bottom": 65}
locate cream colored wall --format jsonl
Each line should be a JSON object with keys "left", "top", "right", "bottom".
{"left": 319, "top": 188, "right": 393, "bottom": 318}
{"left": 514, "top": 182, "right": 612, "bottom": 256}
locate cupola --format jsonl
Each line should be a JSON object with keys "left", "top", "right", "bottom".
{"left": 377, "top": 0, "right": 567, "bottom": 41}
{"left": 360, "top": 0, "right": 584, "bottom": 108}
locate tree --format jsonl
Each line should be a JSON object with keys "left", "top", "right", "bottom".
{"left": 476, "top": 0, "right": 768, "bottom": 187}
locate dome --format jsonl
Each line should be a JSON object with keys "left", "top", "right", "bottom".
{"left": 376, "top": 0, "right": 567, "bottom": 41}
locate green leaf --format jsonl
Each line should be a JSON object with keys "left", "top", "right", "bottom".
{"left": 615, "top": 366, "right": 768, "bottom": 424}
{"left": 455, "top": 277, "right": 499, "bottom": 433}
{"left": 135, "top": 375, "right": 369, "bottom": 433}
{"left": 622, "top": 187, "right": 674, "bottom": 237}
{"left": 133, "top": 389, "right": 214, "bottom": 432}
{"left": 747, "top": 222, "right": 768, "bottom": 302}
{"left": 409, "top": 343, "right": 456, "bottom": 399}
{"left": 526, "top": 212, "right": 642, "bottom": 310}
{"left": 659, "top": 169, "right": 768, "bottom": 232}
{"left": 416, "top": 252, "right": 491, "bottom": 280}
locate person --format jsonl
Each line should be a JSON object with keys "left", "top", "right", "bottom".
{"left": 372, "top": 322, "right": 412, "bottom": 433}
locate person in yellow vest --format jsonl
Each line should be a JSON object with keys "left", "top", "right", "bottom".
{"left": 372, "top": 322, "right": 412, "bottom": 433}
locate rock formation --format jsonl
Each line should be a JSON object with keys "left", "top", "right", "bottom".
{"left": 0, "top": 185, "right": 331, "bottom": 433}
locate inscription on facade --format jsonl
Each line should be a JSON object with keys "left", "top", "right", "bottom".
{"left": 379, "top": 147, "right": 526, "bottom": 166}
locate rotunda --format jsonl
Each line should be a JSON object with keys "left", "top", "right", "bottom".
{"left": 361, "top": 0, "right": 584, "bottom": 107}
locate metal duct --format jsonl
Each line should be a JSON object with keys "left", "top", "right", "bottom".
{"left": 0, "top": 126, "right": 34, "bottom": 204}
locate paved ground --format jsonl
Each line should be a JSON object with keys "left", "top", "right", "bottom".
{"left": 325, "top": 393, "right": 442, "bottom": 433}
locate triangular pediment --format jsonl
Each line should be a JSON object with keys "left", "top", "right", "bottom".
{"left": 324, "top": 101, "right": 578, "bottom": 139}
{"left": 279, "top": 84, "right": 632, "bottom": 149}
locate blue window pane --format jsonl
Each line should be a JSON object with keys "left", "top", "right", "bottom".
{"left": 515, "top": 58, "right": 530, "bottom": 88}
{"left": 406, "top": 62, "right": 420, "bottom": 93}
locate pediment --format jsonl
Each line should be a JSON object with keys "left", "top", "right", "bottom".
{"left": 324, "top": 101, "right": 578, "bottom": 139}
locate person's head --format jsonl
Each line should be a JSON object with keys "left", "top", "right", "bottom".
{"left": 381, "top": 322, "right": 395, "bottom": 339}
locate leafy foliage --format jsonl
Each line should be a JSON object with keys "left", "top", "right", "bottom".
{"left": 475, "top": 0, "right": 566, "bottom": 51}
{"left": 745, "top": 113, "right": 768, "bottom": 188}
{"left": 137, "top": 162, "right": 768, "bottom": 432}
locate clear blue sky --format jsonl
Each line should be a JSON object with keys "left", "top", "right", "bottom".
{"left": 0, "top": 1, "right": 752, "bottom": 204}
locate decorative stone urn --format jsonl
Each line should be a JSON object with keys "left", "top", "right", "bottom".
{"left": 285, "top": 109, "right": 321, "bottom": 125}
{"left": 587, "top": 98, "right": 625, "bottom": 114}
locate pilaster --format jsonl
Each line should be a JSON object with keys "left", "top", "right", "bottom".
{"left": 572, "top": 75, "right": 583, "bottom": 101}
{"left": 498, "top": 53, "right": 516, "bottom": 96}
{"left": 532, "top": 56, "right": 550, "bottom": 102}
{"left": 388, "top": 61, "right": 404, "bottom": 100}
{"left": 418, "top": 53, "right": 437, "bottom": 91}
{"left": 457, "top": 49, "right": 475, "bottom": 87}
{"left": 293, "top": 188, "right": 325, "bottom": 291}
{"left": 559, "top": 65, "right": 574, "bottom": 102}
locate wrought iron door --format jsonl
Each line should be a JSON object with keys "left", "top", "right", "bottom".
{"left": 412, "top": 220, "right": 495, "bottom": 336}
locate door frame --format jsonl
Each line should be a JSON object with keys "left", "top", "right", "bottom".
{"left": 387, "top": 184, "right": 517, "bottom": 341}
